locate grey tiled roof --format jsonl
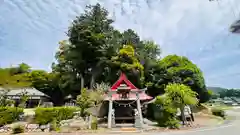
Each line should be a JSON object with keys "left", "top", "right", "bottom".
{"left": 5, "top": 88, "right": 49, "bottom": 97}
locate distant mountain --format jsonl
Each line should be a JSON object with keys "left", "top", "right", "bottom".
{"left": 207, "top": 86, "right": 227, "bottom": 94}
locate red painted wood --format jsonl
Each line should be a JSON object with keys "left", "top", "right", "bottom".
{"left": 110, "top": 72, "right": 137, "bottom": 90}
{"left": 108, "top": 72, "right": 152, "bottom": 100}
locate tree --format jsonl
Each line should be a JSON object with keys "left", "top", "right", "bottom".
{"left": 76, "top": 83, "right": 107, "bottom": 117}
{"left": 29, "top": 70, "right": 64, "bottom": 105}
{"left": 76, "top": 88, "right": 93, "bottom": 116}
{"left": 154, "top": 95, "right": 180, "bottom": 128}
{"left": 138, "top": 40, "right": 161, "bottom": 93}
{"left": 109, "top": 45, "right": 144, "bottom": 87}
{"left": 90, "top": 83, "right": 109, "bottom": 106}
{"left": 121, "top": 29, "right": 141, "bottom": 49}
{"left": 148, "top": 55, "right": 209, "bottom": 102}
{"left": 54, "top": 3, "right": 164, "bottom": 96}
{"left": 219, "top": 89, "right": 240, "bottom": 98}
{"left": 0, "top": 89, "right": 15, "bottom": 107}
{"left": 18, "top": 90, "right": 29, "bottom": 108}
{"left": 164, "top": 83, "right": 198, "bottom": 125}
{"left": 207, "top": 89, "right": 219, "bottom": 99}
{"left": 9, "top": 63, "right": 31, "bottom": 75}
{"left": 66, "top": 3, "right": 114, "bottom": 89}
{"left": 18, "top": 63, "right": 31, "bottom": 74}
{"left": 53, "top": 40, "right": 81, "bottom": 97}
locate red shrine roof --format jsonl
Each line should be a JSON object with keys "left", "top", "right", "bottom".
{"left": 106, "top": 73, "right": 152, "bottom": 100}
{"left": 111, "top": 73, "right": 138, "bottom": 90}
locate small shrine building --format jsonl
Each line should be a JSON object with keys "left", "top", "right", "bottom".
{"left": 104, "top": 73, "right": 153, "bottom": 128}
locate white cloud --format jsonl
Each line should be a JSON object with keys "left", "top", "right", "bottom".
{"left": 0, "top": 0, "right": 240, "bottom": 87}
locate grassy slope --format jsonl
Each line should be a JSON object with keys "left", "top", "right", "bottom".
{"left": 207, "top": 86, "right": 227, "bottom": 94}
{"left": 0, "top": 68, "right": 32, "bottom": 88}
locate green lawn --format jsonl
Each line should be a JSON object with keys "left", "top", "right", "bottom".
{"left": 23, "top": 108, "right": 35, "bottom": 116}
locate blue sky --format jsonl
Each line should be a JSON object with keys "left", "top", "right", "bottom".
{"left": 0, "top": 0, "right": 240, "bottom": 88}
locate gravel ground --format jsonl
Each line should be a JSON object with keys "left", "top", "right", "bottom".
{"left": 0, "top": 113, "right": 223, "bottom": 135}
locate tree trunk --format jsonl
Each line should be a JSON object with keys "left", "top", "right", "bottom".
{"left": 90, "top": 75, "right": 95, "bottom": 89}
{"left": 90, "top": 67, "right": 102, "bottom": 89}
{"left": 180, "top": 106, "right": 186, "bottom": 125}
{"left": 80, "top": 74, "right": 84, "bottom": 90}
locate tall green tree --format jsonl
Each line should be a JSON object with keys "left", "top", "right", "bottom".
{"left": 164, "top": 83, "right": 198, "bottom": 125}
{"left": 29, "top": 70, "right": 63, "bottom": 105}
{"left": 148, "top": 55, "right": 209, "bottom": 102}
{"left": 53, "top": 40, "right": 81, "bottom": 97}
{"left": 9, "top": 63, "right": 31, "bottom": 75}
{"left": 109, "top": 45, "right": 144, "bottom": 87}
{"left": 66, "top": 3, "right": 114, "bottom": 89}
{"left": 139, "top": 40, "right": 161, "bottom": 90}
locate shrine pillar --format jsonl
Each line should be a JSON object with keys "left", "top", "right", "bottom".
{"left": 107, "top": 93, "right": 113, "bottom": 128}
{"left": 136, "top": 92, "right": 143, "bottom": 128}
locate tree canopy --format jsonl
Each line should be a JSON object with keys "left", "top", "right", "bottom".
{"left": 0, "top": 3, "right": 211, "bottom": 105}
{"left": 147, "top": 55, "right": 210, "bottom": 102}
{"left": 155, "top": 83, "right": 198, "bottom": 126}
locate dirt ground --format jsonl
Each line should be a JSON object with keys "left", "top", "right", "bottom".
{"left": 0, "top": 113, "right": 223, "bottom": 135}
{"left": 194, "top": 113, "right": 223, "bottom": 126}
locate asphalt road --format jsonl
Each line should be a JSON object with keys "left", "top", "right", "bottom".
{"left": 156, "top": 108, "right": 240, "bottom": 135}
{"left": 17, "top": 108, "right": 240, "bottom": 135}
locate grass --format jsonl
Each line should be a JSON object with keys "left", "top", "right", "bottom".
{"left": 23, "top": 108, "right": 36, "bottom": 116}
{"left": 211, "top": 106, "right": 233, "bottom": 110}
{"left": 203, "top": 103, "right": 233, "bottom": 110}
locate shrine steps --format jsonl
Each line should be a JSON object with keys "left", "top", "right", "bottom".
{"left": 120, "top": 127, "right": 137, "bottom": 131}
{"left": 110, "top": 127, "right": 144, "bottom": 133}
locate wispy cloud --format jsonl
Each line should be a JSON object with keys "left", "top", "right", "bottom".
{"left": 0, "top": 0, "right": 240, "bottom": 88}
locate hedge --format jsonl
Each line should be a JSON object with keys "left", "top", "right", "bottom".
{"left": 211, "top": 108, "right": 226, "bottom": 118}
{"left": 0, "top": 107, "right": 24, "bottom": 126}
{"left": 34, "top": 107, "right": 80, "bottom": 125}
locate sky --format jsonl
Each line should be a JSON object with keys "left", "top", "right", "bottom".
{"left": 0, "top": 0, "right": 240, "bottom": 88}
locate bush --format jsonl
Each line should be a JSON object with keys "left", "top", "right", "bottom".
{"left": 49, "top": 119, "right": 60, "bottom": 132}
{"left": 155, "top": 106, "right": 180, "bottom": 129}
{"left": 211, "top": 108, "right": 226, "bottom": 118}
{"left": 161, "top": 118, "right": 180, "bottom": 129}
{"left": 12, "top": 124, "right": 25, "bottom": 134}
{"left": 34, "top": 107, "right": 80, "bottom": 125}
{"left": 0, "top": 107, "right": 23, "bottom": 126}
{"left": 91, "top": 117, "right": 98, "bottom": 130}
{"left": 154, "top": 96, "right": 180, "bottom": 129}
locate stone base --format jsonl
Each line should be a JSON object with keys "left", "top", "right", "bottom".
{"left": 134, "top": 116, "right": 141, "bottom": 128}
{"left": 111, "top": 119, "right": 116, "bottom": 127}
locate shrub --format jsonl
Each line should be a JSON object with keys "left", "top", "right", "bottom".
{"left": 91, "top": 117, "right": 98, "bottom": 130}
{"left": 49, "top": 118, "right": 60, "bottom": 132}
{"left": 12, "top": 124, "right": 25, "bottom": 134}
{"left": 0, "top": 107, "right": 23, "bottom": 126}
{"left": 34, "top": 107, "right": 80, "bottom": 125}
{"left": 211, "top": 108, "right": 226, "bottom": 118}
{"left": 161, "top": 118, "right": 180, "bottom": 129}
{"left": 154, "top": 96, "right": 180, "bottom": 129}
{"left": 155, "top": 106, "right": 180, "bottom": 129}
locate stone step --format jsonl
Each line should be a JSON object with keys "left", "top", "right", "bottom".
{"left": 120, "top": 127, "right": 137, "bottom": 131}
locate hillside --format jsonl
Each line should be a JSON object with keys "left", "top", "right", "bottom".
{"left": 0, "top": 63, "right": 32, "bottom": 88}
{"left": 207, "top": 86, "right": 227, "bottom": 94}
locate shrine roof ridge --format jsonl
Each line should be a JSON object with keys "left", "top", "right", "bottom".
{"left": 110, "top": 72, "right": 138, "bottom": 90}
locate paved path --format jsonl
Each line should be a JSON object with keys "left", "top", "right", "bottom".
{"left": 151, "top": 108, "right": 240, "bottom": 135}
{"left": 17, "top": 107, "right": 240, "bottom": 135}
